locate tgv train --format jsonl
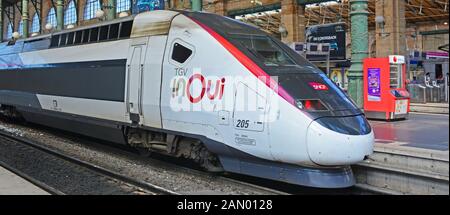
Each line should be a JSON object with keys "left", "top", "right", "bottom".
{"left": 0, "top": 10, "right": 374, "bottom": 188}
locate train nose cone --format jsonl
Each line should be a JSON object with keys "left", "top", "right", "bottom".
{"left": 306, "top": 118, "right": 374, "bottom": 166}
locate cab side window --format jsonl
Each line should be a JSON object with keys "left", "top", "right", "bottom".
{"left": 171, "top": 42, "right": 193, "bottom": 64}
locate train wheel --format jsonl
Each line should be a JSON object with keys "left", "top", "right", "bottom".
{"left": 178, "top": 138, "right": 224, "bottom": 173}
{"left": 136, "top": 147, "right": 152, "bottom": 157}
{"left": 126, "top": 128, "right": 224, "bottom": 172}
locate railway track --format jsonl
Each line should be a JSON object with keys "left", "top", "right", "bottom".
{"left": 36, "top": 127, "right": 384, "bottom": 195}
{"left": 0, "top": 125, "right": 289, "bottom": 195}
{"left": 0, "top": 130, "right": 178, "bottom": 195}
{"left": 0, "top": 119, "right": 385, "bottom": 195}
{"left": 141, "top": 153, "right": 290, "bottom": 195}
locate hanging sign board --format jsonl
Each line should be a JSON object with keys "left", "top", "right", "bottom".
{"left": 305, "top": 22, "right": 346, "bottom": 61}
{"left": 132, "top": 0, "right": 165, "bottom": 14}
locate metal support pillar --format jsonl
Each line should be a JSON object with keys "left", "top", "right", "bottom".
{"left": 56, "top": 0, "right": 63, "bottom": 30}
{"left": 30, "top": 0, "right": 42, "bottom": 34}
{"left": 106, "top": 0, "right": 116, "bottom": 20}
{"left": 192, "top": 0, "right": 202, "bottom": 11}
{"left": 22, "top": 0, "right": 29, "bottom": 37}
{"left": 348, "top": 0, "right": 369, "bottom": 108}
{"left": 73, "top": 0, "right": 79, "bottom": 26}
{"left": 3, "top": 4, "right": 15, "bottom": 39}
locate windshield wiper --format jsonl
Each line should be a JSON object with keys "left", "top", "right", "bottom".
{"left": 265, "top": 62, "right": 280, "bottom": 66}
{"left": 244, "top": 46, "right": 260, "bottom": 58}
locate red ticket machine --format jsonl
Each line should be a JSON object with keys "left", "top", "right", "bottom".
{"left": 363, "top": 55, "right": 410, "bottom": 120}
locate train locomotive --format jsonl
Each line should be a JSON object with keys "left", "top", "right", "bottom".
{"left": 0, "top": 10, "right": 374, "bottom": 188}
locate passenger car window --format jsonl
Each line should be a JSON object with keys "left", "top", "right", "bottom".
{"left": 50, "top": 35, "right": 60, "bottom": 47}
{"left": 82, "top": 29, "right": 90, "bottom": 43}
{"left": 171, "top": 43, "right": 193, "bottom": 64}
{"left": 67, "top": 32, "right": 75, "bottom": 45}
{"left": 99, "top": 25, "right": 109, "bottom": 41}
{"left": 59, "top": 34, "right": 67, "bottom": 46}
{"left": 109, "top": 23, "right": 120, "bottom": 39}
{"left": 90, "top": 27, "right": 99, "bottom": 42}
{"left": 119, "top": 21, "right": 133, "bottom": 38}
{"left": 74, "top": 31, "right": 83, "bottom": 44}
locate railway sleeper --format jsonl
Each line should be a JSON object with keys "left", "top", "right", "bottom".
{"left": 126, "top": 128, "right": 224, "bottom": 172}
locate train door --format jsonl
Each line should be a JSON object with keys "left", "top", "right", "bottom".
{"left": 140, "top": 36, "right": 166, "bottom": 128}
{"left": 232, "top": 82, "right": 272, "bottom": 159}
{"left": 126, "top": 39, "right": 147, "bottom": 124}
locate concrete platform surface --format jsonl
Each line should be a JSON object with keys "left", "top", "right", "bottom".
{"left": 410, "top": 103, "right": 449, "bottom": 114}
{"left": 370, "top": 113, "right": 449, "bottom": 151}
{"left": 0, "top": 165, "right": 49, "bottom": 195}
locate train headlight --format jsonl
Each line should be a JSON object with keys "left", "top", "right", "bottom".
{"left": 295, "top": 99, "right": 329, "bottom": 112}
{"left": 295, "top": 99, "right": 304, "bottom": 109}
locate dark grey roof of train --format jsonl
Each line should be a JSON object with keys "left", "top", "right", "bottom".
{"left": 0, "top": 15, "right": 135, "bottom": 56}
{"left": 51, "top": 15, "right": 135, "bottom": 36}
{"left": 0, "top": 11, "right": 233, "bottom": 57}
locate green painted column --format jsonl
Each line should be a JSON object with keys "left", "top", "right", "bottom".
{"left": 22, "top": 0, "right": 29, "bottom": 38}
{"left": 56, "top": 0, "right": 64, "bottom": 30}
{"left": 0, "top": 0, "right": 3, "bottom": 41}
{"left": 192, "top": 0, "right": 202, "bottom": 11}
{"left": 348, "top": 0, "right": 369, "bottom": 108}
{"left": 107, "top": 0, "right": 116, "bottom": 21}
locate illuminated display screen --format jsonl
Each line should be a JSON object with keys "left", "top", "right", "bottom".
{"left": 132, "top": 0, "right": 165, "bottom": 14}
{"left": 306, "top": 23, "right": 346, "bottom": 60}
{"left": 295, "top": 44, "right": 304, "bottom": 51}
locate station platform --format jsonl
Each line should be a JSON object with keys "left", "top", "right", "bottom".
{"left": 0, "top": 165, "right": 49, "bottom": 195}
{"left": 356, "top": 112, "right": 449, "bottom": 195}
{"left": 410, "top": 103, "right": 449, "bottom": 115}
{"left": 370, "top": 112, "right": 449, "bottom": 152}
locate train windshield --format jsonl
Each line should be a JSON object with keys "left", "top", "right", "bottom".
{"left": 183, "top": 11, "right": 314, "bottom": 70}
{"left": 230, "top": 34, "right": 296, "bottom": 67}
{"left": 184, "top": 12, "right": 363, "bottom": 117}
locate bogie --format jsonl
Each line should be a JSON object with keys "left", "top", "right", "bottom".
{"left": 126, "top": 128, "right": 223, "bottom": 172}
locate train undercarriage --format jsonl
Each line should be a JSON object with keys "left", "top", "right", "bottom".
{"left": 0, "top": 104, "right": 224, "bottom": 173}
{"left": 126, "top": 128, "right": 224, "bottom": 172}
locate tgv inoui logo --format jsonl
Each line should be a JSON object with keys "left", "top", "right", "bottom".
{"left": 171, "top": 73, "right": 226, "bottom": 104}
{"left": 168, "top": 69, "right": 281, "bottom": 124}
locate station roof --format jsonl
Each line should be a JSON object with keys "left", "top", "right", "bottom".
{"left": 2, "top": 0, "right": 448, "bottom": 35}
{"left": 1, "top": 0, "right": 19, "bottom": 7}
{"left": 235, "top": 0, "right": 450, "bottom": 35}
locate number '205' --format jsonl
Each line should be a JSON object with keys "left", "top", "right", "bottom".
{"left": 236, "top": 120, "right": 250, "bottom": 128}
